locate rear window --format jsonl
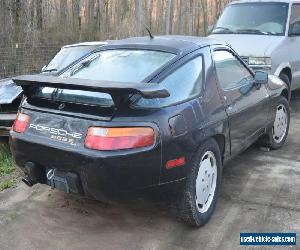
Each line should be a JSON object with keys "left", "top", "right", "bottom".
{"left": 64, "top": 49, "right": 176, "bottom": 82}
{"left": 37, "top": 50, "right": 176, "bottom": 107}
{"left": 43, "top": 46, "right": 99, "bottom": 72}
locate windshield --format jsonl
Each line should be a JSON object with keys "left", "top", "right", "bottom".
{"left": 64, "top": 49, "right": 176, "bottom": 82}
{"left": 212, "top": 3, "right": 289, "bottom": 35}
{"left": 37, "top": 50, "right": 176, "bottom": 107}
{"left": 43, "top": 46, "right": 99, "bottom": 72}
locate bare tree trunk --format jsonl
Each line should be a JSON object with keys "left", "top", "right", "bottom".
{"left": 105, "top": 0, "right": 109, "bottom": 35}
{"left": 98, "top": 0, "right": 105, "bottom": 39}
{"left": 214, "top": 0, "right": 222, "bottom": 21}
{"left": 147, "top": 0, "right": 153, "bottom": 31}
{"left": 200, "top": 0, "right": 208, "bottom": 35}
{"left": 13, "top": 0, "right": 21, "bottom": 74}
{"left": 29, "top": 0, "right": 35, "bottom": 28}
{"left": 179, "top": 0, "right": 186, "bottom": 34}
{"left": 135, "top": 0, "right": 142, "bottom": 33}
{"left": 72, "top": 0, "right": 81, "bottom": 38}
{"left": 88, "top": 0, "right": 95, "bottom": 34}
{"left": 166, "top": 0, "right": 172, "bottom": 35}
{"left": 196, "top": 1, "right": 201, "bottom": 36}
{"left": 188, "top": 0, "right": 193, "bottom": 35}
{"left": 14, "top": 0, "right": 21, "bottom": 43}
{"left": 36, "top": 0, "right": 43, "bottom": 31}
{"left": 156, "top": 0, "right": 162, "bottom": 33}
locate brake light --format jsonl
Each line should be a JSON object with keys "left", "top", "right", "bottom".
{"left": 12, "top": 112, "right": 30, "bottom": 133}
{"left": 85, "top": 127, "right": 155, "bottom": 151}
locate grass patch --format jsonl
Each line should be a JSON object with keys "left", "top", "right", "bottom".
{"left": 0, "top": 179, "right": 14, "bottom": 192}
{"left": 0, "top": 142, "right": 15, "bottom": 176}
{"left": 0, "top": 140, "right": 17, "bottom": 192}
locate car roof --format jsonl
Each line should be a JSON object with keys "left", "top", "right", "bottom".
{"left": 103, "top": 35, "right": 226, "bottom": 54}
{"left": 230, "top": 0, "right": 300, "bottom": 5}
{"left": 62, "top": 41, "right": 107, "bottom": 49}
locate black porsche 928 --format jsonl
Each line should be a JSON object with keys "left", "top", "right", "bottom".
{"left": 10, "top": 36, "right": 290, "bottom": 227}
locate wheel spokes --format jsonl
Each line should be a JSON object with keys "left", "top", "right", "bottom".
{"left": 196, "top": 159, "right": 210, "bottom": 205}
{"left": 273, "top": 104, "right": 287, "bottom": 143}
{"left": 195, "top": 151, "right": 218, "bottom": 213}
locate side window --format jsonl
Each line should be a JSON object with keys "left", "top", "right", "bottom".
{"left": 135, "top": 56, "right": 203, "bottom": 107}
{"left": 289, "top": 4, "right": 300, "bottom": 36}
{"left": 213, "top": 50, "right": 253, "bottom": 89}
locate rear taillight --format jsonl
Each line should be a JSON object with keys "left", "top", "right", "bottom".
{"left": 85, "top": 127, "right": 155, "bottom": 151}
{"left": 12, "top": 112, "right": 30, "bottom": 133}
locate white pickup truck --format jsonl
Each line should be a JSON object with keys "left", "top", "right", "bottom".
{"left": 210, "top": 0, "right": 300, "bottom": 91}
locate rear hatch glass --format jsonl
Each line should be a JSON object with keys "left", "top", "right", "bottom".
{"left": 43, "top": 45, "right": 100, "bottom": 73}
{"left": 34, "top": 49, "right": 175, "bottom": 108}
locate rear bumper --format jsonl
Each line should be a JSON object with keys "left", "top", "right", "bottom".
{"left": 0, "top": 113, "right": 16, "bottom": 136}
{"left": 10, "top": 133, "right": 163, "bottom": 200}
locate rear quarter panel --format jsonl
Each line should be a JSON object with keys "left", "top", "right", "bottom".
{"left": 156, "top": 46, "right": 230, "bottom": 184}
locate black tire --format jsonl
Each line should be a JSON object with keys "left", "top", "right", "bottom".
{"left": 177, "top": 138, "right": 222, "bottom": 227}
{"left": 279, "top": 73, "right": 291, "bottom": 91}
{"left": 260, "top": 96, "right": 290, "bottom": 150}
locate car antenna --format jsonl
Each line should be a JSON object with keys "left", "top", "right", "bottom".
{"left": 146, "top": 27, "right": 154, "bottom": 39}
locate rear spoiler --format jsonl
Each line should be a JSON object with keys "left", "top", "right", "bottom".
{"left": 12, "top": 75, "right": 170, "bottom": 99}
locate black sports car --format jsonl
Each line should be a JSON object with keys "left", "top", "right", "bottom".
{"left": 10, "top": 36, "right": 290, "bottom": 227}
{"left": 0, "top": 41, "right": 106, "bottom": 136}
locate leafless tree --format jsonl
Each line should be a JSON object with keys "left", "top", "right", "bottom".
{"left": 0, "top": 0, "right": 232, "bottom": 46}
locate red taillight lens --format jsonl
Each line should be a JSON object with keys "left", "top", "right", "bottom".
{"left": 85, "top": 127, "right": 155, "bottom": 151}
{"left": 12, "top": 112, "right": 30, "bottom": 133}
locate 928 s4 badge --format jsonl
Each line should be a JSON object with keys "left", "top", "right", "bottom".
{"left": 29, "top": 123, "right": 83, "bottom": 146}
{"left": 50, "top": 135, "right": 77, "bottom": 146}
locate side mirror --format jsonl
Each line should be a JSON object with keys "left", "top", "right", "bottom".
{"left": 240, "top": 71, "right": 268, "bottom": 95}
{"left": 254, "top": 71, "right": 268, "bottom": 85}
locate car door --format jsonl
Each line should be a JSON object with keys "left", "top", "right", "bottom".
{"left": 213, "top": 48, "right": 271, "bottom": 155}
{"left": 287, "top": 3, "right": 300, "bottom": 89}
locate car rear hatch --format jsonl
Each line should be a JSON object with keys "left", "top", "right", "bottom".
{"left": 13, "top": 74, "right": 169, "bottom": 146}
{"left": 11, "top": 75, "right": 167, "bottom": 194}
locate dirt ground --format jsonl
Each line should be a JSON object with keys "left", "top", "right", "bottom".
{"left": 0, "top": 93, "right": 299, "bottom": 250}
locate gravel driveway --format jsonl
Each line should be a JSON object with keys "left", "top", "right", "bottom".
{"left": 0, "top": 93, "right": 299, "bottom": 250}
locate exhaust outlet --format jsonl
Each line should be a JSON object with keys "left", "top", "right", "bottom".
{"left": 24, "top": 161, "right": 47, "bottom": 184}
{"left": 22, "top": 176, "right": 34, "bottom": 187}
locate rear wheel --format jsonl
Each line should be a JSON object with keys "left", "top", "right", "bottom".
{"left": 178, "top": 138, "right": 222, "bottom": 227}
{"left": 260, "top": 96, "right": 290, "bottom": 150}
